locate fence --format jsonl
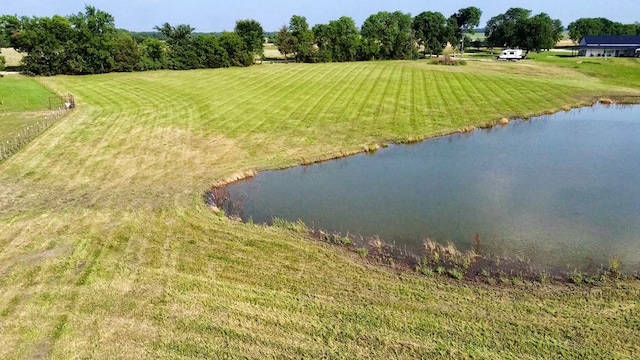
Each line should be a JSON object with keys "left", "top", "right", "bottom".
{"left": 0, "top": 93, "right": 74, "bottom": 162}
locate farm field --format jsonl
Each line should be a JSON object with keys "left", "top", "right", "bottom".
{"left": 1, "top": 58, "right": 640, "bottom": 359}
{"left": 0, "top": 75, "right": 56, "bottom": 144}
{"left": 0, "top": 48, "right": 25, "bottom": 68}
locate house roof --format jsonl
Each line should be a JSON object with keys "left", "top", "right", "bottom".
{"left": 580, "top": 35, "right": 640, "bottom": 48}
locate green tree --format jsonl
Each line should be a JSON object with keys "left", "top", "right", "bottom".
{"left": 568, "top": 18, "right": 639, "bottom": 43}
{"left": 9, "top": 15, "right": 75, "bottom": 75}
{"left": 313, "top": 16, "right": 360, "bottom": 62}
{"left": 155, "top": 23, "right": 201, "bottom": 70}
{"left": 193, "top": 35, "right": 230, "bottom": 68}
{"left": 361, "top": 11, "right": 416, "bottom": 60}
{"left": 486, "top": 9, "right": 562, "bottom": 54}
{"left": 568, "top": 18, "right": 603, "bottom": 43}
{"left": 515, "top": 13, "right": 563, "bottom": 53}
{"left": 275, "top": 25, "right": 295, "bottom": 62}
{"left": 485, "top": 8, "right": 532, "bottom": 48}
{"left": 449, "top": 7, "right": 482, "bottom": 54}
{"left": 0, "top": 15, "right": 22, "bottom": 44}
{"left": 137, "top": 38, "right": 168, "bottom": 70}
{"left": 219, "top": 31, "right": 252, "bottom": 67}
{"left": 113, "top": 32, "right": 141, "bottom": 72}
{"left": 412, "top": 11, "right": 449, "bottom": 57}
{"left": 0, "top": 15, "right": 17, "bottom": 47}
{"left": 67, "top": 5, "right": 117, "bottom": 74}
{"left": 289, "top": 15, "right": 315, "bottom": 62}
{"left": 234, "top": 19, "right": 264, "bottom": 60}
{"left": 331, "top": 17, "right": 360, "bottom": 62}
{"left": 312, "top": 23, "right": 332, "bottom": 61}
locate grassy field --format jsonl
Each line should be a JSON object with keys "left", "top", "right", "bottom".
{"left": 528, "top": 53, "right": 640, "bottom": 88}
{"left": 0, "top": 75, "right": 54, "bottom": 112}
{"left": 0, "top": 75, "right": 56, "bottom": 144}
{"left": 1, "top": 58, "right": 640, "bottom": 359}
{"left": 263, "top": 43, "right": 286, "bottom": 60}
{"left": 0, "top": 48, "right": 25, "bottom": 68}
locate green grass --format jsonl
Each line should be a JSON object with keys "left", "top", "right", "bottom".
{"left": 0, "top": 75, "right": 54, "bottom": 112}
{"left": 1, "top": 60, "right": 640, "bottom": 359}
{"left": 527, "top": 52, "right": 640, "bottom": 89}
{"left": 0, "top": 75, "right": 59, "bottom": 154}
{"left": 0, "top": 112, "right": 48, "bottom": 144}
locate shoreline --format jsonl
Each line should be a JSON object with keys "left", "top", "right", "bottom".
{"left": 210, "top": 96, "right": 639, "bottom": 189}
{"left": 206, "top": 99, "right": 640, "bottom": 286}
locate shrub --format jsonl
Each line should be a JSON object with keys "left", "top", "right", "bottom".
{"left": 330, "top": 233, "right": 351, "bottom": 246}
{"left": 431, "top": 56, "right": 467, "bottom": 66}
{"left": 569, "top": 269, "right": 583, "bottom": 285}
{"left": 538, "top": 272, "right": 549, "bottom": 284}
{"left": 0, "top": 56, "right": 5, "bottom": 71}
{"left": 609, "top": 256, "right": 621, "bottom": 276}
{"left": 420, "top": 267, "right": 434, "bottom": 277}
{"left": 272, "top": 217, "right": 307, "bottom": 233}
{"left": 357, "top": 247, "right": 368, "bottom": 259}
{"left": 448, "top": 269, "right": 463, "bottom": 280}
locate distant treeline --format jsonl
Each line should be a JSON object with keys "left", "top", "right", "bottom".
{"left": 1, "top": 5, "right": 639, "bottom": 76}
{"left": 567, "top": 18, "right": 640, "bottom": 43}
{"left": 0, "top": 6, "right": 264, "bottom": 75}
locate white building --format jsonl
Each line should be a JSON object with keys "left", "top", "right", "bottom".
{"left": 578, "top": 35, "right": 640, "bottom": 57}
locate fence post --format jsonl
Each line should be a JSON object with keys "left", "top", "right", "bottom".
{"left": 0, "top": 92, "right": 75, "bottom": 163}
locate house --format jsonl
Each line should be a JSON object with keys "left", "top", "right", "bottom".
{"left": 578, "top": 35, "right": 640, "bottom": 57}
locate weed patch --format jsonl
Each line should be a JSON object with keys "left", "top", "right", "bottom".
{"left": 431, "top": 56, "right": 467, "bottom": 66}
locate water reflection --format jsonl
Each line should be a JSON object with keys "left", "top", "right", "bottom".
{"left": 224, "top": 105, "right": 640, "bottom": 271}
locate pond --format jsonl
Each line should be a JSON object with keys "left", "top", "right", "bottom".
{"left": 221, "top": 105, "right": 640, "bottom": 272}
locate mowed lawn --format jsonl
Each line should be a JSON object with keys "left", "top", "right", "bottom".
{"left": 1, "top": 60, "right": 640, "bottom": 359}
{"left": 0, "top": 75, "right": 55, "bottom": 144}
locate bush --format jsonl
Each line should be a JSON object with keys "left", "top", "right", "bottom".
{"left": 431, "top": 56, "right": 467, "bottom": 66}
{"left": 569, "top": 269, "right": 583, "bottom": 284}
{"left": 448, "top": 269, "right": 463, "bottom": 280}
{"left": 272, "top": 217, "right": 307, "bottom": 233}
{"left": 0, "top": 56, "right": 6, "bottom": 71}
{"left": 609, "top": 256, "right": 621, "bottom": 276}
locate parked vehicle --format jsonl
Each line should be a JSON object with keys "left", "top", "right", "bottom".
{"left": 497, "top": 49, "right": 524, "bottom": 61}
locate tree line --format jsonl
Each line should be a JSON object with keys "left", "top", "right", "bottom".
{"left": 484, "top": 8, "right": 564, "bottom": 54}
{"left": 274, "top": 8, "right": 483, "bottom": 62}
{"left": 0, "top": 5, "right": 486, "bottom": 73}
{"left": 0, "top": 6, "right": 264, "bottom": 75}
{"left": 1, "top": 5, "right": 639, "bottom": 76}
{"left": 567, "top": 18, "right": 640, "bottom": 43}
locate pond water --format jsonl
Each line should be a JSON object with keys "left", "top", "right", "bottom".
{"left": 222, "top": 105, "right": 640, "bottom": 272}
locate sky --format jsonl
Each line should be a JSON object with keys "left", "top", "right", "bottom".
{"left": 2, "top": 0, "right": 639, "bottom": 32}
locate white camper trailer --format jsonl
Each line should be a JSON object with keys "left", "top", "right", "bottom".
{"left": 497, "top": 49, "right": 524, "bottom": 61}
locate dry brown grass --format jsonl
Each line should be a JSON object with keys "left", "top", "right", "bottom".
{"left": 1, "top": 48, "right": 24, "bottom": 67}
{"left": 599, "top": 97, "right": 614, "bottom": 105}
{"left": 263, "top": 44, "right": 285, "bottom": 60}
{"left": 556, "top": 39, "right": 576, "bottom": 47}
